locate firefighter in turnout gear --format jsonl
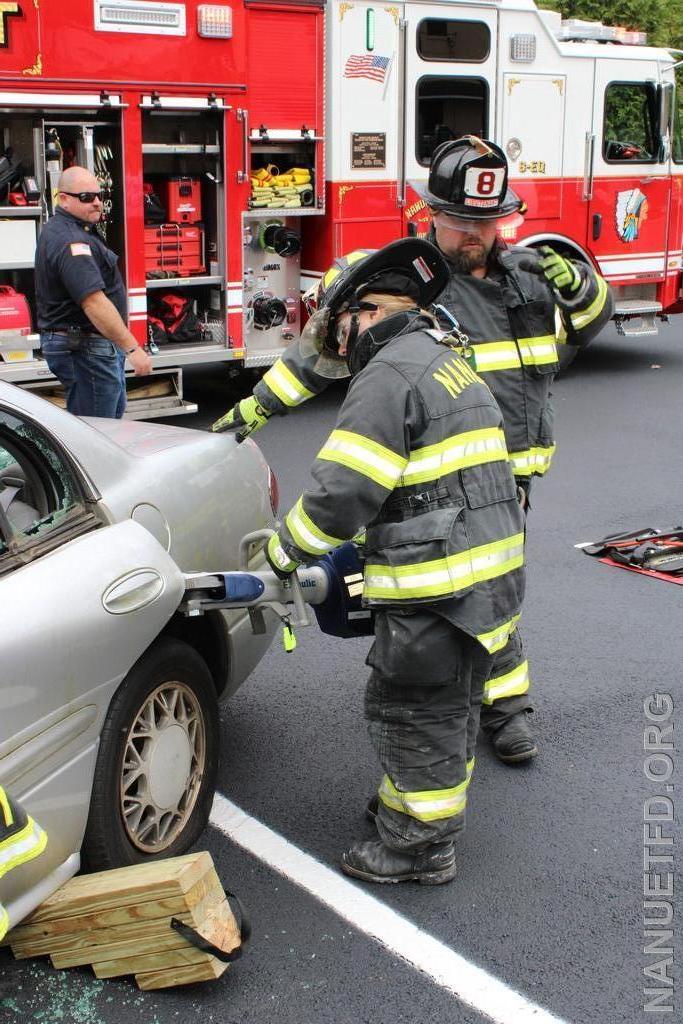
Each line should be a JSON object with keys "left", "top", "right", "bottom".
{"left": 263, "top": 237, "right": 525, "bottom": 884}
{"left": 213, "top": 137, "right": 613, "bottom": 764}
{"left": 0, "top": 786, "right": 48, "bottom": 940}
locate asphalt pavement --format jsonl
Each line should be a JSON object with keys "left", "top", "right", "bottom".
{"left": 2, "top": 323, "right": 681, "bottom": 1024}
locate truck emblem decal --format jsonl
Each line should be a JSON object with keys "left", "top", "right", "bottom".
{"left": 616, "top": 188, "right": 648, "bottom": 243}
{"left": 0, "top": 2, "right": 21, "bottom": 48}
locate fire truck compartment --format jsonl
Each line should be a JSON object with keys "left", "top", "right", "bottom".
{"left": 242, "top": 214, "right": 302, "bottom": 368}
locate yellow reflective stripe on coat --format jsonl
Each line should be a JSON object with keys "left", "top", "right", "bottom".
{"left": 364, "top": 532, "right": 524, "bottom": 601}
{"left": 262, "top": 361, "right": 315, "bottom": 408}
{"left": 469, "top": 337, "right": 558, "bottom": 373}
{"left": 0, "top": 787, "right": 13, "bottom": 827}
{"left": 285, "top": 496, "right": 345, "bottom": 556}
{"left": 469, "top": 341, "right": 521, "bottom": 372}
{"left": 400, "top": 427, "right": 507, "bottom": 486}
{"left": 509, "top": 444, "right": 556, "bottom": 477}
{"left": 318, "top": 429, "right": 408, "bottom": 490}
{"left": 483, "top": 659, "right": 530, "bottom": 705}
{"left": 0, "top": 816, "right": 48, "bottom": 880}
{"left": 569, "top": 275, "right": 609, "bottom": 332}
{"left": 517, "top": 336, "right": 558, "bottom": 366}
{"left": 476, "top": 615, "right": 520, "bottom": 654}
{"left": 0, "top": 902, "right": 9, "bottom": 942}
{"left": 379, "top": 759, "right": 475, "bottom": 821}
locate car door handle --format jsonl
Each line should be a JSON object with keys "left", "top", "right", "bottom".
{"left": 103, "top": 569, "right": 165, "bottom": 614}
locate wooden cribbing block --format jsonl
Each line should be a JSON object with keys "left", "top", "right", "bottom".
{"left": 49, "top": 887, "right": 233, "bottom": 969}
{"left": 136, "top": 959, "right": 226, "bottom": 990}
{"left": 6, "top": 866, "right": 222, "bottom": 948}
{"left": 4, "top": 852, "right": 242, "bottom": 990}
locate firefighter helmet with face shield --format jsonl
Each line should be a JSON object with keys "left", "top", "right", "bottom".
{"left": 412, "top": 135, "right": 523, "bottom": 222}
{"left": 299, "top": 238, "right": 450, "bottom": 378}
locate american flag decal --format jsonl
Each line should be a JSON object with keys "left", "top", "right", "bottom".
{"left": 343, "top": 54, "right": 390, "bottom": 83}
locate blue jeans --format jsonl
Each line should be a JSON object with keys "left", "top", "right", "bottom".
{"left": 40, "top": 333, "right": 126, "bottom": 418}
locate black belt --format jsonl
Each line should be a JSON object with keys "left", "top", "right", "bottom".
{"left": 48, "top": 329, "right": 103, "bottom": 339}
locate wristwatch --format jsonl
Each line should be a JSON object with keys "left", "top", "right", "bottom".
{"left": 125, "top": 345, "right": 138, "bottom": 355}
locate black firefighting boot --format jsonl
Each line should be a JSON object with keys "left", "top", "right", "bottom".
{"left": 365, "top": 794, "right": 379, "bottom": 823}
{"left": 490, "top": 710, "right": 538, "bottom": 763}
{"left": 341, "top": 839, "right": 456, "bottom": 885}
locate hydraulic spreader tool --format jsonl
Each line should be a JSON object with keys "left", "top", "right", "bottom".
{"left": 182, "top": 530, "right": 373, "bottom": 650}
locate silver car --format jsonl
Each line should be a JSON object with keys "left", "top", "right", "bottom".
{"left": 0, "top": 381, "right": 277, "bottom": 931}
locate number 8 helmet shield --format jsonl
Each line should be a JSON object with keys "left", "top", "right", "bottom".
{"left": 412, "top": 135, "right": 523, "bottom": 221}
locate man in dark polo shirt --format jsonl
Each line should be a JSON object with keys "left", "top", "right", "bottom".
{"left": 35, "top": 166, "right": 151, "bottom": 417}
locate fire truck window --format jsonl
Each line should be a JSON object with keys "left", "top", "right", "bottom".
{"left": 673, "top": 69, "right": 683, "bottom": 164}
{"left": 603, "top": 83, "right": 657, "bottom": 162}
{"left": 417, "top": 20, "right": 490, "bottom": 63}
{"left": 416, "top": 77, "right": 487, "bottom": 165}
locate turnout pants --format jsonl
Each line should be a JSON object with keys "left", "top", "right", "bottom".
{"left": 480, "top": 492, "right": 532, "bottom": 732}
{"left": 365, "top": 607, "right": 493, "bottom": 853}
{"left": 479, "top": 628, "right": 531, "bottom": 733}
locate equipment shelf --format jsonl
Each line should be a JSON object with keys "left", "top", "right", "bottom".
{"left": 0, "top": 207, "right": 43, "bottom": 217}
{"left": 146, "top": 275, "right": 223, "bottom": 289}
{"left": 141, "top": 144, "right": 220, "bottom": 155}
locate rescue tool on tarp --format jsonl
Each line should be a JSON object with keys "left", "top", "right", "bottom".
{"left": 577, "top": 526, "right": 683, "bottom": 584}
{"left": 181, "top": 529, "right": 374, "bottom": 651}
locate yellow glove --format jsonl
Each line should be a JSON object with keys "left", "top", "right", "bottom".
{"left": 538, "top": 246, "right": 582, "bottom": 296}
{"left": 266, "top": 532, "right": 300, "bottom": 578}
{"left": 211, "top": 395, "right": 272, "bottom": 439}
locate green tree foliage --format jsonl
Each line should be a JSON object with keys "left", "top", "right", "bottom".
{"left": 536, "top": 0, "right": 683, "bottom": 49}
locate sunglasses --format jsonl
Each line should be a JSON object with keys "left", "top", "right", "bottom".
{"left": 60, "top": 190, "right": 110, "bottom": 203}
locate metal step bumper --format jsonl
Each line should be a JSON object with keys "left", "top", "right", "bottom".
{"left": 613, "top": 299, "right": 663, "bottom": 337}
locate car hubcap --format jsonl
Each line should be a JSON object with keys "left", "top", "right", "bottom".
{"left": 121, "top": 681, "right": 206, "bottom": 853}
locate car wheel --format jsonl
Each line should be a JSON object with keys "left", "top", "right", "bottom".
{"left": 82, "top": 638, "right": 219, "bottom": 871}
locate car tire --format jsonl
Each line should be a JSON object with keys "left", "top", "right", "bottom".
{"left": 82, "top": 637, "right": 219, "bottom": 871}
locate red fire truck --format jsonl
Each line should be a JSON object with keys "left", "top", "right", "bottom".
{"left": 0, "top": 0, "right": 680, "bottom": 415}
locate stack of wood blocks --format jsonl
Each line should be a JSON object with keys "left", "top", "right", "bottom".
{"left": 1, "top": 851, "right": 240, "bottom": 990}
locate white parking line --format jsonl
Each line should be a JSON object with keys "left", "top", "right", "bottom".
{"left": 210, "top": 794, "right": 570, "bottom": 1024}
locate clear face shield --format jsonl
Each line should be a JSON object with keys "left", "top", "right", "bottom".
{"left": 298, "top": 306, "right": 351, "bottom": 379}
{"left": 432, "top": 210, "right": 493, "bottom": 235}
{"left": 432, "top": 208, "right": 525, "bottom": 237}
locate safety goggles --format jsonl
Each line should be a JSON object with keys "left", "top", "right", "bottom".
{"left": 60, "top": 190, "right": 110, "bottom": 203}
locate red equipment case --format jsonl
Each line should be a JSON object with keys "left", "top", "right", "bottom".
{"left": 0, "top": 285, "right": 32, "bottom": 362}
{"left": 158, "top": 177, "right": 202, "bottom": 224}
{"left": 144, "top": 224, "right": 205, "bottom": 275}
{"left": 0, "top": 285, "right": 31, "bottom": 334}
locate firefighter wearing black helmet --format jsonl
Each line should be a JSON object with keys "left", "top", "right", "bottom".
{"left": 213, "top": 137, "right": 613, "bottom": 763}
{"left": 264, "top": 237, "right": 525, "bottom": 884}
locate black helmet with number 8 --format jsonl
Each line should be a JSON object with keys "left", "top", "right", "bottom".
{"left": 412, "top": 135, "right": 522, "bottom": 221}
